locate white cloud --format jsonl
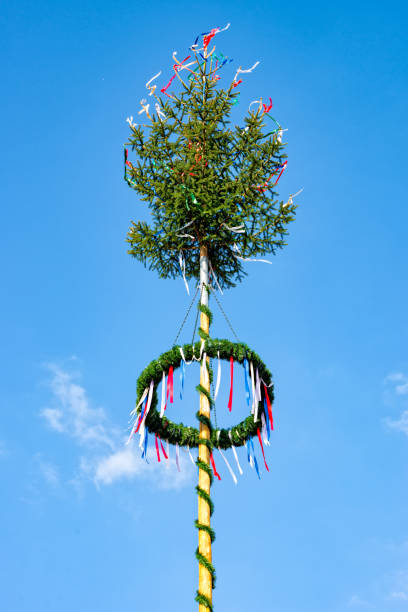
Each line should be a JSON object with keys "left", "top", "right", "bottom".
{"left": 37, "top": 458, "right": 60, "bottom": 487}
{"left": 40, "top": 364, "right": 193, "bottom": 491}
{"left": 390, "top": 591, "right": 408, "bottom": 601}
{"left": 386, "top": 411, "right": 408, "bottom": 436}
{"left": 348, "top": 595, "right": 372, "bottom": 607}
{"left": 385, "top": 373, "right": 408, "bottom": 396}
{"left": 94, "top": 445, "right": 193, "bottom": 489}
{"left": 41, "top": 365, "right": 116, "bottom": 448}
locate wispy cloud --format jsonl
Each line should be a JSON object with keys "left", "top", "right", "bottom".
{"left": 384, "top": 373, "right": 408, "bottom": 436}
{"left": 348, "top": 594, "right": 372, "bottom": 608}
{"left": 385, "top": 373, "right": 408, "bottom": 396}
{"left": 36, "top": 455, "right": 60, "bottom": 487}
{"left": 40, "top": 364, "right": 193, "bottom": 490}
{"left": 388, "top": 570, "right": 408, "bottom": 602}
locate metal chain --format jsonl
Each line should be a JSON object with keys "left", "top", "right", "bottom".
{"left": 212, "top": 290, "right": 240, "bottom": 342}
{"left": 173, "top": 284, "right": 201, "bottom": 346}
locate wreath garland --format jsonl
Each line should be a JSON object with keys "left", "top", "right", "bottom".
{"left": 134, "top": 337, "right": 274, "bottom": 450}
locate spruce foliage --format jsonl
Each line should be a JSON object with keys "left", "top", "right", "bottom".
{"left": 124, "top": 45, "right": 296, "bottom": 289}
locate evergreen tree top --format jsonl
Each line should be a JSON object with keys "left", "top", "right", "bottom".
{"left": 124, "top": 25, "right": 299, "bottom": 289}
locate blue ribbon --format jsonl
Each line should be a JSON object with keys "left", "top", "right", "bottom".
{"left": 180, "top": 359, "right": 186, "bottom": 400}
{"left": 243, "top": 359, "right": 250, "bottom": 407}
{"left": 249, "top": 438, "right": 261, "bottom": 479}
{"left": 264, "top": 397, "right": 271, "bottom": 441}
{"left": 246, "top": 437, "right": 251, "bottom": 465}
{"left": 141, "top": 430, "right": 149, "bottom": 463}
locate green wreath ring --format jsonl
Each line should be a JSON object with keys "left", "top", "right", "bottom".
{"left": 135, "top": 338, "right": 274, "bottom": 450}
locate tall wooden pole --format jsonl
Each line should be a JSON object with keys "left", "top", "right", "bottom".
{"left": 198, "top": 244, "right": 212, "bottom": 611}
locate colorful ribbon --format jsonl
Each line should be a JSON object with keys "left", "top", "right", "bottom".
{"left": 257, "top": 427, "right": 269, "bottom": 472}
{"left": 218, "top": 447, "right": 237, "bottom": 484}
{"left": 263, "top": 398, "right": 271, "bottom": 441}
{"left": 229, "top": 430, "right": 243, "bottom": 475}
{"left": 214, "top": 350, "right": 221, "bottom": 401}
{"left": 249, "top": 437, "right": 261, "bottom": 479}
{"left": 243, "top": 359, "right": 251, "bottom": 407}
{"left": 210, "top": 452, "right": 221, "bottom": 480}
{"left": 263, "top": 383, "right": 274, "bottom": 430}
{"left": 180, "top": 359, "right": 186, "bottom": 400}
{"left": 155, "top": 434, "right": 161, "bottom": 462}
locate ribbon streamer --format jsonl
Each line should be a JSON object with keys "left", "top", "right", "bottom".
{"left": 126, "top": 116, "right": 136, "bottom": 129}
{"left": 155, "top": 434, "right": 161, "bottom": 462}
{"left": 160, "top": 371, "right": 166, "bottom": 417}
{"left": 210, "top": 452, "right": 221, "bottom": 480}
{"left": 155, "top": 103, "right": 166, "bottom": 121}
{"left": 243, "top": 359, "right": 251, "bottom": 407}
{"left": 214, "top": 350, "right": 221, "bottom": 401}
{"left": 158, "top": 435, "right": 168, "bottom": 460}
{"left": 263, "top": 398, "right": 271, "bottom": 441}
{"left": 232, "top": 243, "right": 272, "bottom": 265}
{"left": 176, "top": 443, "right": 181, "bottom": 472}
{"left": 137, "top": 379, "right": 154, "bottom": 432}
{"left": 141, "top": 430, "right": 149, "bottom": 462}
{"left": 228, "top": 356, "right": 234, "bottom": 411}
{"left": 218, "top": 447, "right": 237, "bottom": 484}
{"left": 146, "top": 70, "right": 162, "bottom": 96}
{"left": 229, "top": 431, "right": 243, "bottom": 475}
{"left": 250, "top": 361, "right": 256, "bottom": 414}
{"left": 249, "top": 437, "right": 261, "bottom": 479}
{"left": 261, "top": 412, "right": 270, "bottom": 445}
{"left": 263, "top": 383, "right": 274, "bottom": 430}
{"left": 178, "top": 251, "right": 190, "bottom": 295}
{"left": 187, "top": 445, "right": 196, "bottom": 466}
{"left": 254, "top": 368, "right": 262, "bottom": 422}
{"left": 283, "top": 188, "right": 303, "bottom": 208}
{"left": 257, "top": 428, "right": 269, "bottom": 472}
{"left": 129, "top": 386, "right": 149, "bottom": 418}
{"left": 180, "top": 359, "right": 186, "bottom": 400}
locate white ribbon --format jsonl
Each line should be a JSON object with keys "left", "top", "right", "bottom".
{"left": 176, "top": 443, "right": 181, "bottom": 472}
{"left": 223, "top": 223, "right": 245, "bottom": 234}
{"left": 187, "top": 445, "right": 196, "bottom": 466}
{"left": 178, "top": 251, "right": 190, "bottom": 295}
{"left": 260, "top": 377, "right": 274, "bottom": 388}
{"left": 146, "top": 70, "right": 162, "bottom": 96}
{"left": 233, "top": 61, "right": 259, "bottom": 84}
{"left": 250, "top": 361, "right": 256, "bottom": 415}
{"left": 214, "top": 350, "right": 221, "bottom": 401}
{"left": 229, "top": 431, "right": 243, "bottom": 475}
{"left": 254, "top": 368, "right": 261, "bottom": 422}
{"left": 192, "top": 339, "right": 205, "bottom": 362}
{"left": 244, "top": 440, "right": 254, "bottom": 468}
{"left": 261, "top": 413, "right": 270, "bottom": 446}
{"left": 160, "top": 371, "right": 166, "bottom": 417}
{"left": 249, "top": 99, "right": 262, "bottom": 113}
{"left": 232, "top": 243, "right": 272, "bottom": 265}
{"left": 155, "top": 103, "right": 166, "bottom": 121}
{"left": 218, "top": 447, "right": 237, "bottom": 484}
{"left": 140, "top": 380, "right": 154, "bottom": 430}
{"left": 179, "top": 346, "right": 193, "bottom": 365}
{"left": 138, "top": 99, "right": 151, "bottom": 117}
{"left": 129, "top": 386, "right": 149, "bottom": 418}
{"left": 283, "top": 187, "right": 303, "bottom": 208}
{"left": 126, "top": 116, "right": 136, "bottom": 128}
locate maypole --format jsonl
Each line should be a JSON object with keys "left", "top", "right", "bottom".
{"left": 197, "top": 245, "right": 213, "bottom": 610}
{"left": 123, "top": 23, "right": 300, "bottom": 611}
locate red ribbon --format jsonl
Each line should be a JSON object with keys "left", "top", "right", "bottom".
{"left": 232, "top": 79, "right": 242, "bottom": 88}
{"left": 163, "top": 366, "right": 174, "bottom": 412}
{"left": 210, "top": 452, "right": 221, "bottom": 480}
{"left": 263, "top": 383, "right": 274, "bottom": 430}
{"left": 257, "top": 427, "right": 269, "bottom": 472}
{"left": 158, "top": 435, "right": 168, "bottom": 460}
{"left": 161, "top": 73, "right": 176, "bottom": 97}
{"left": 155, "top": 434, "right": 161, "bottom": 462}
{"left": 203, "top": 28, "right": 218, "bottom": 49}
{"left": 228, "top": 356, "right": 234, "bottom": 411}
{"left": 168, "top": 366, "right": 173, "bottom": 404}
{"left": 273, "top": 161, "right": 287, "bottom": 186}
{"left": 263, "top": 97, "right": 273, "bottom": 113}
{"left": 125, "top": 148, "right": 134, "bottom": 169}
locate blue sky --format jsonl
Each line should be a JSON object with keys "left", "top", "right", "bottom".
{"left": 2, "top": 0, "right": 408, "bottom": 610}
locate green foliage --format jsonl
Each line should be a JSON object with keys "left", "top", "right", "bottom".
{"left": 124, "top": 49, "right": 297, "bottom": 288}
{"left": 135, "top": 338, "right": 274, "bottom": 449}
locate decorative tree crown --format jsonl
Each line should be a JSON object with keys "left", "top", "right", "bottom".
{"left": 124, "top": 27, "right": 297, "bottom": 289}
